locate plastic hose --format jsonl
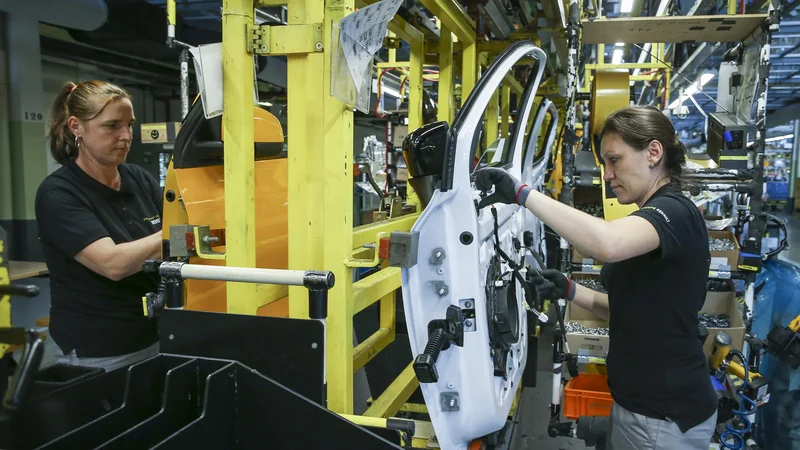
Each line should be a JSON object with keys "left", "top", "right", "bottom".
{"left": 719, "top": 350, "right": 757, "bottom": 450}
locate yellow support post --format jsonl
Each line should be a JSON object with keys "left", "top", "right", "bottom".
{"left": 364, "top": 363, "right": 420, "bottom": 418}
{"left": 728, "top": 0, "right": 737, "bottom": 14}
{"left": 408, "top": 29, "right": 424, "bottom": 131}
{"left": 222, "top": 0, "right": 258, "bottom": 315}
{"left": 438, "top": 24, "right": 454, "bottom": 123}
{"left": 418, "top": 0, "right": 475, "bottom": 44}
{"left": 461, "top": 41, "right": 477, "bottom": 100}
{"left": 322, "top": 0, "right": 356, "bottom": 414}
{"left": 484, "top": 88, "right": 499, "bottom": 148}
{"left": 500, "top": 85, "right": 511, "bottom": 138}
{"left": 287, "top": 0, "right": 325, "bottom": 319}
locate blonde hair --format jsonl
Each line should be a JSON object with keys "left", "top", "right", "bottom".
{"left": 47, "top": 80, "right": 132, "bottom": 164}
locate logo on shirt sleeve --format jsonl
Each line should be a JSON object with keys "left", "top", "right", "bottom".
{"left": 143, "top": 215, "right": 162, "bottom": 226}
{"left": 641, "top": 206, "right": 670, "bottom": 223}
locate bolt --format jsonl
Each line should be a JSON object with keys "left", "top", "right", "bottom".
{"left": 449, "top": 398, "right": 456, "bottom": 407}
{"left": 311, "top": 342, "right": 318, "bottom": 349}
{"left": 437, "top": 267, "right": 444, "bottom": 275}
{"left": 315, "top": 42, "right": 323, "bottom": 51}
{"left": 436, "top": 251, "right": 442, "bottom": 258}
{"left": 438, "top": 288, "right": 446, "bottom": 295}
{"left": 447, "top": 382, "right": 455, "bottom": 389}
{"left": 261, "top": 45, "right": 268, "bottom": 52}
{"left": 169, "top": 334, "right": 174, "bottom": 340}
{"left": 316, "top": 25, "right": 322, "bottom": 32}
{"left": 465, "top": 301, "right": 473, "bottom": 308}
{"left": 465, "top": 319, "right": 473, "bottom": 327}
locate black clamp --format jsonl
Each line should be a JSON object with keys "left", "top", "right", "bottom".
{"left": 414, "top": 306, "right": 465, "bottom": 383}
{"left": 142, "top": 260, "right": 185, "bottom": 317}
{"left": 303, "top": 270, "right": 335, "bottom": 320}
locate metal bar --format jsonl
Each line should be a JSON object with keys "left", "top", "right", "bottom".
{"left": 353, "top": 327, "right": 393, "bottom": 370}
{"left": 438, "top": 24, "right": 454, "bottom": 123}
{"left": 222, "top": 0, "right": 258, "bottom": 315}
{"left": 379, "top": 289, "right": 396, "bottom": 357}
{"left": 257, "top": 0, "right": 288, "bottom": 5}
{"left": 322, "top": 0, "right": 356, "bottom": 414}
{"left": 364, "top": 363, "right": 420, "bottom": 418}
{"left": 387, "top": 14, "right": 424, "bottom": 47}
{"left": 179, "top": 263, "right": 307, "bottom": 285}
{"left": 408, "top": 30, "right": 424, "bottom": 131}
{"left": 418, "top": 0, "right": 475, "bottom": 44}
{"left": 287, "top": 0, "right": 325, "bottom": 319}
{"left": 728, "top": 0, "right": 737, "bottom": 14}
{"left": 585, "top": 62, "right": 670, "bottom": 70}
{"left": 462, "top": 41, "right": 478, "bottom": 100}
{"left": 254, "top": 23, "right": 322, "bottom": 55}
{"left": 502, "top": 73, "right": 524, "bottom": 95}
{"left": 485, "top": 88, "right": 500, "bottom": 148}
{"left": 500, "top": 85, "right": 511, "bottom": 137}
{"left": 256, "top": 284, "right": 289, "bottom": 307}
{"left": 398, "top": 403, "right": 428, "bottom": 413}
{"left": 352, "top": 214, "right": 419, "bottom": 249}
{"left": 353, "top": 268, "right": 400, "bottom": 313}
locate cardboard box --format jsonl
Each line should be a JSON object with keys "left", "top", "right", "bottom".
{"left": 141, "top": 122, "right": 182, "bottom": 144}
{"left": 392, "top": 125, "right": 408, "bottom": 148}
{"left": 396, "top": 167, "right": 409, "bottom": 182}
{"left": 708, "top": 230, "right": 740, "bottom": 270}
{"left": 565, "top": 303, "right": 609, "bottom": 358}
{"left": 701, "top": 290, "right": 745, "bottom": 356}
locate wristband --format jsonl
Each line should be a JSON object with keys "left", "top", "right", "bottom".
{"left": 565, "top": 278, "right": 577, "bottom": 301}
{"left": 515, "top": 184, "right": 532, "bottom": 206}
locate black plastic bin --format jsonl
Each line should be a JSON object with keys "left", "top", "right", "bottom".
{"left": 30, "top": 363, "right": 105, "bottom": 399}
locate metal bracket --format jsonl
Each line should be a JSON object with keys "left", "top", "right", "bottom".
{"left": 344, "top": 232, "right": 388, "bottom": 268}
{"left": 194, "top": 226, "right": 226, "bottom": 260}
{"left": 248, "top": 22, "right": 324, "bottom": 55}
{"left": 440, "top": 392, "right": 460, "bottom": 411}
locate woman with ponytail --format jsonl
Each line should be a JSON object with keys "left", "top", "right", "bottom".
{"left": 475, "top": 105, "right": 717, "bottom": 449}
{"left": 35, "top": 81, "right": 163, "bottom": 371}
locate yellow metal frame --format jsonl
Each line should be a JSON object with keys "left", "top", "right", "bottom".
{"left": 218, "top": 0, "right": 481, "bottom": 439}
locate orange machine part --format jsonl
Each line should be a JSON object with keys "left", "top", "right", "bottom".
{"left": 172, "top": 159, "right": 289, "bottom": 315}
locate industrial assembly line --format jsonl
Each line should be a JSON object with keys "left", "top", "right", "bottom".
{"left": 1, "top": 0, "right": 800, "bottom": 449}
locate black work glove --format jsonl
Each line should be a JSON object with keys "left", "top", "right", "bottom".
{"left": 529, "top": 269, "right": 577, "bottom": 301}
{"left": 474, "top": 167, "right": 532, "bottom": 209}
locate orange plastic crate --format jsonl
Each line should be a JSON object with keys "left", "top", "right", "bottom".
{"left": 563, "top": 373, "right": 613, "bottom": 420}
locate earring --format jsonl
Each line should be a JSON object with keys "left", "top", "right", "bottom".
{"left": 649, "top": 162, "right": 654, "bottom": 168}
{"left": 75, "top": 135, "right": 81, "bottom": 148}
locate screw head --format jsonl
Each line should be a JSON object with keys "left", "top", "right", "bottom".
{"left": 465, "top": 320, "right": 473, "bottom": 327}
{"left": 436, "top": 267, "right": 444, "bottom": 275}
{"left": 435, "top": 251, "right": 442, "bottom": 258}
{"left": 315, "top": 42, "right": 323, "bottom": 51}
{"left": 316, "top": 25, "right": 322, "bottom": 32}
{"left": 438, "top": 288, "right": 445, "bottom": 295}
{"left": 311, "top": 342, "right": 318, "bottom": 349}
{"left": 447, "top": 382, "right": 455, "bottom": 389}
{"left": 261, "top": 45, "right": 268, "bottom": 52}
{"left": 465, "top": 301, "right": 473, "bottom": 308}
{"left": 169, "top": 334, "right": 174, "bottom": 340}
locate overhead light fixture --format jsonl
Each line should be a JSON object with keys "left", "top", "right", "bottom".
{"left": 612, "top": 49, "right": 624, "bottom": 65}
{"left": 620, "top": 0, "right": 634, "bottom": 13}
{"left": 615, "top": 42, "right": 625, "bottom": 47}
{"left": 766, "top": 134, "right": 794, "bottom": 142}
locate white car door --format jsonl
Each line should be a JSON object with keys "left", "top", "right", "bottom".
{"left": 398, "top": 41, "right": 549, "bottom": 450}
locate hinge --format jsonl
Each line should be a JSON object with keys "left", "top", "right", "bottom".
{"left": 247, "top": 22, "right": 324, "bottom": 55}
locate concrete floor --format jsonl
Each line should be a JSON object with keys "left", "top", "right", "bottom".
{"left": 508, "top": 323, "right": 584, "bottom": 450}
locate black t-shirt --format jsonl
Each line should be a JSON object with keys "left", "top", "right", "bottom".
{"left": 35, "top": 160, "right": 163, "bottom": 357}
{"left": 600, "top": 183, "right": 717, "bottom": 432}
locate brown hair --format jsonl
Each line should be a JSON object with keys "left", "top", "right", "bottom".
{"left": 601, "top": 105, "right": 686, "bottom": 182}
{"left": 47, "top": 81, "right": 133, "bottom": 164}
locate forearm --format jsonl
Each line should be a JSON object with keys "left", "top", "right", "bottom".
{"left": 77, "top": 231, "right": 162, "bottom": 281}
{"left": 570, "top": 283, "right": 610, "bottom": 321}
{"left": 523, "top": 190, "right": 613, "bottom": 261}
{"left": 112, "top": 232, "right": 162, "bottom": 278}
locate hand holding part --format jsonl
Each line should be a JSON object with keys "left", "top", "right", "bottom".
{"left": 530, "top": 269, "right": 576, "bottom": 301}
{"left": 474, "top": 168, "right": 532, "bottom": 209}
